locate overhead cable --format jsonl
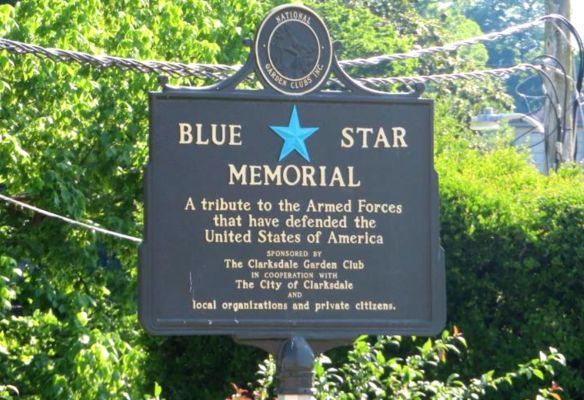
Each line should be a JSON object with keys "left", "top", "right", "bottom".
{"left": 0, "top": 14, "right": 578, "bottom": 82}
{"left": 357, "top": 63, "right": 546, "bottom": 86}
{"left": 0, "top": 193, "right": 142, "bottom": 243}
{"left": 0, "top": 37, "right": 237, "bottom": 79}
{"left": 339, "top": 15, "right": 552, "bottom": 67}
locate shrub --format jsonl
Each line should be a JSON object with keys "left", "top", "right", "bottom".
{"left": 0, "top": 0, "right": 581, "bottom": 398}
{"left": 438, "top": 147, "right": 583, "bottom": 398}
{"left": 227, "top": 330, "right": 567, "bottom": 400}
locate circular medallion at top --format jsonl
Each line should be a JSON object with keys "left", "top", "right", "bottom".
{"left": 255, "top": 5, "right": 333, "bottom": 96}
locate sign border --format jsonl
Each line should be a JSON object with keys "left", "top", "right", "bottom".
{"left": 139, "top": 89, "right": 445, "bottom": 339}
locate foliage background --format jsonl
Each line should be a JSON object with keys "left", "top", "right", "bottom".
{"left": 0, "top": 0, "right": 582, "bottom": 399}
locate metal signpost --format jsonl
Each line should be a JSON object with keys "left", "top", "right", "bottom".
{"left": 140, "top": 4, "right": 445, "bottom": 398}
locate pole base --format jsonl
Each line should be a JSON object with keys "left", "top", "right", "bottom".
{"left": 277, "top": 336, "right": 315, "bottom": 396}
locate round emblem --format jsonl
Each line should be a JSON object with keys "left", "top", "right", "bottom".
{"left": 255, "top": 5, "right": 333, "bottom": 96}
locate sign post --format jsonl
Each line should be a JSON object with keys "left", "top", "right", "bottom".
{"left": 139, "top": 4, "right": 445, "bottom": 397}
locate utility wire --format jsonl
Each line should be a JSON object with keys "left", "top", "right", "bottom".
{"left": 0, "top": 193, "right": 142, "bottom": 243}
{"left": 0, "top": 37, "right": 237, "bottom": 79}
{"left": 534, "top": 56, "right": 569, "bottom": 142}
{"left": 0, "top": 37, "right": 566, "bottom": 87}
{"left": 339, "top": 15, "right": 551, "bottom": 67}
{"left": 510, "top": 125, "right": 538, "bottom": 146}
{"left": 0, "top": 14, "right": 576, "bottom": 81}
{"left": 357, "top": 63, "right": 546, "bottom": 86}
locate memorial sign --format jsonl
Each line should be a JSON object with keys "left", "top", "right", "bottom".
{"left": 139, "top": 5, "right": 445, "bottom": 341}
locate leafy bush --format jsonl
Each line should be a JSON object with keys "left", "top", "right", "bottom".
{"left": 0, "top": 0, "right": 267, "bottom": 398}
{"left": 0, "top": 0, "right": 582, "bottom": 399}
{"left": 227, "top": 330, "right": 567, "bottom": 400}
{"left": 438, "top": 147, "right": 584, "bottom": 398}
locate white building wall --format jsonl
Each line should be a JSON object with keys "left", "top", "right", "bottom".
{"left": 511, "top": 121, "right": 584, "bottom": 172}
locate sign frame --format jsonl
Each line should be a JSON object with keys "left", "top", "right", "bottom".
{"left": 139, "top": 4, "right": 445, "bottom": 342}
{"left": 140, "top": 91, "right": 445, "bottom": 340}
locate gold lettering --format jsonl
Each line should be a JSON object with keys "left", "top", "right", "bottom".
{"left": 301, "top": 165, "right": 317, "bottom": 186}
{"left": 211, "top": 124, "right": 226, "bottom": 145}
{"left": 356, "top": 127, "right": 373, "bottom": 148}
{"left": 228, "top": 164, "right": 247, "bottom": 185}
{"left": 230, "top": 124, "right": 242, "bottom": 145}
{"left": 249, "top": 165, "right": 262, "bottom": 185}
{"left": 195, "top": 123, "right": 209, "bottom": 145}
{"left": 178, "top": 123, "right": 243, "bottom": 145}
{"left": 282, "top": 165, "right": 301, "bottom": 186}
{"left": 374, "top": 127, "right": 391, "bottom": 148}
{"left": 184, "top": 196, "right": 196, "bottom": 210}
{"left": 319, "top": 166, "right": 327, "bottom": 186}
{"left": 341, "top": 126, "right": 408, "bottom": 149}
{"left": 264, "top": 165, "right": 282, "bottom": 186}
{"left": 341, "top": 127, "right": 354, "bottom": 148}
{"left": 178, "top": 123, "right": 193, "bottom": 144}
{"left": 227, "top": 164, "right": 360, "bottom": 187}
{"left": 329, "top": 168, "right": 345, "bottom": 187}
{"left": 347, "top": 166, "right": 361, "bottom": 187}
{"left": 392, "top": 127, "right": 407, "bottom": 147}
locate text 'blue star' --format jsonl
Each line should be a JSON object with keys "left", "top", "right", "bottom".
{"left": 269, "top": 106, "right": 319, "bottom": 162}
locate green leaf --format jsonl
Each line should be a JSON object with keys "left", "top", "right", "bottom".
{"left": 533, "top": 369, "right": 544, "bottom": 380}
{"left": 154, "top": 382, "right": 162, "bottom": 397}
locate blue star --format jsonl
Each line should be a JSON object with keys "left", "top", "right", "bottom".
{"left": 269, "top": 106, "right": 319, "bottom": 162}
